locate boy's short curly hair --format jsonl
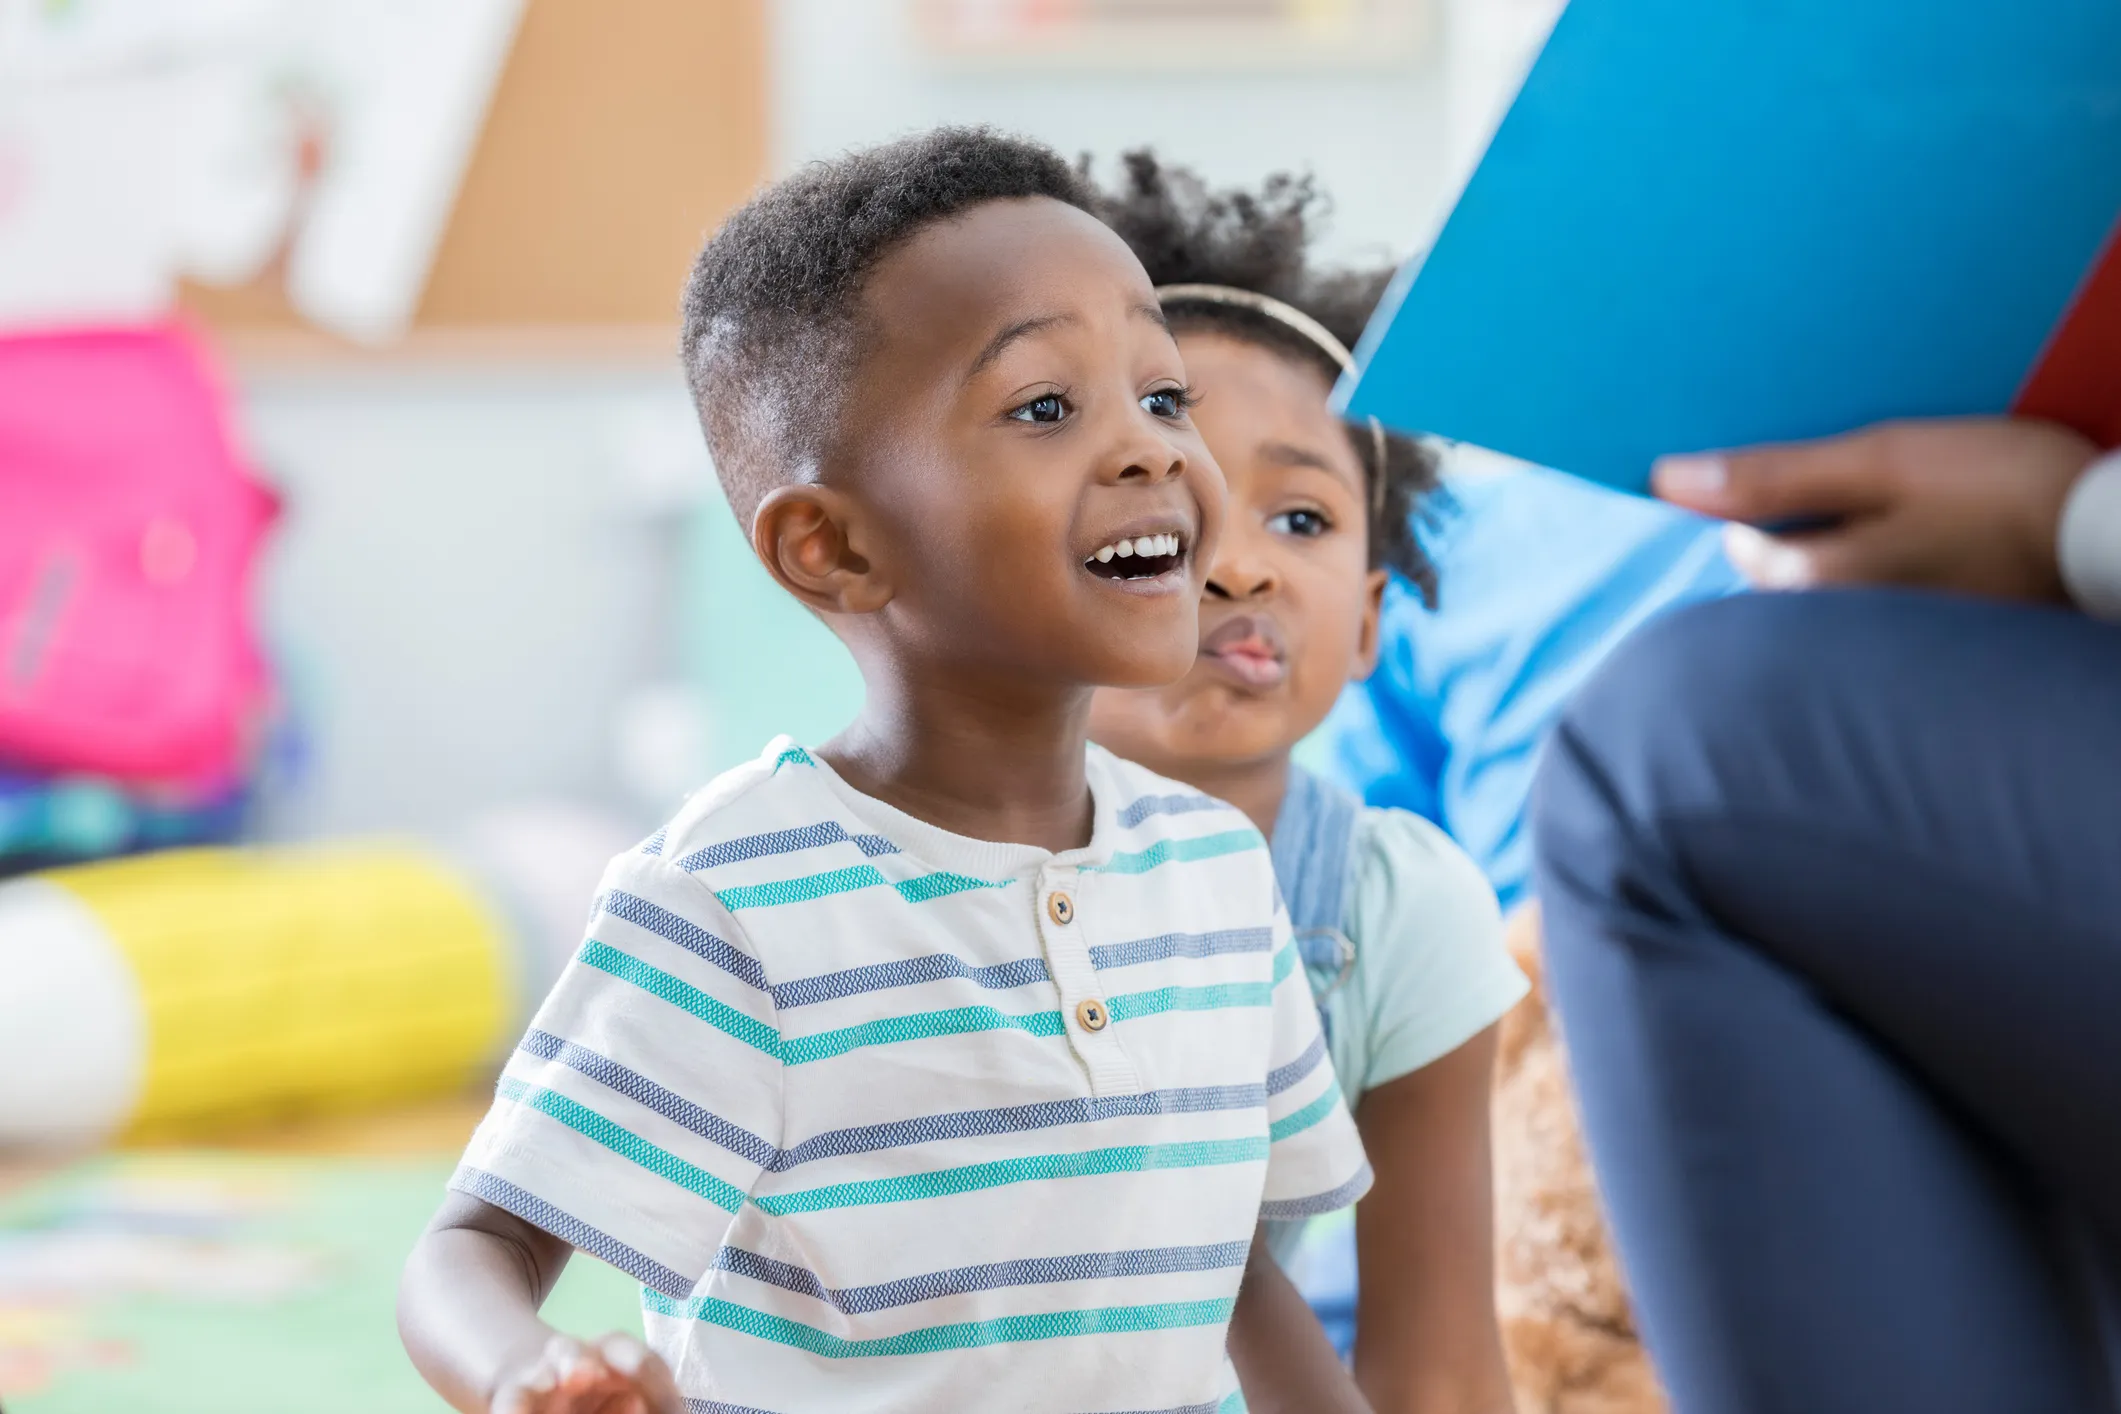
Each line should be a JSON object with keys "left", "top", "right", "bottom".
{"left": 1092, "top": 151, "right": 1443, "bottom": 603}
{"left": 681, "top": 128, "right": 1095, "bottom": 527}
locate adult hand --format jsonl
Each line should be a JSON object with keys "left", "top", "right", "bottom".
{"left": 1652, "top": 417, "right": 2100, "bottom": 600}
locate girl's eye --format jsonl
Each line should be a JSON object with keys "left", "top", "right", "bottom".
{"left": 1009, "top": 393, "right": 1069, "bottom": 424}
{"left": 1268, "top": 508, "right": 1332, "bottom": 538}
{"left": 1140, "top": 386, "right": 1190, "bottom": 420}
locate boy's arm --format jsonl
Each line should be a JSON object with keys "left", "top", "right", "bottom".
{"left": 1227, "top": 1228, "right": 1373, "bottom": 1414}
{"left": 398, "top": 1193, "right": 682, "bottom": 1414}
{"left": 1351, "top": 1026, "right": 1516, "bottom": 1414}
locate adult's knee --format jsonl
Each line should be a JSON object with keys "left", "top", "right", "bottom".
{"left": 1530, "top": 593, "right": 1829, "bottom": 901}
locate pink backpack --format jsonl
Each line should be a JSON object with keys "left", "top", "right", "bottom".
{"left": 0, "top": 324, "right": 276, "bottom": 785}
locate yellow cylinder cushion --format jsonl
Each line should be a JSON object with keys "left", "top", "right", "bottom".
{"left": 27, "top": 845, "right": 510, "bottom": 1143}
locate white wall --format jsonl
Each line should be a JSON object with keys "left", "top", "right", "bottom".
{"left": 771, "top": 0, "right": 1456, "bottom": 271}
{"left": 241, "top": 360, "right": 703, "bottom": 841}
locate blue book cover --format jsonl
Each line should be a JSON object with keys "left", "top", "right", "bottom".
{"left": 1339, "top": 0, "right": 2121, "bottom": 494}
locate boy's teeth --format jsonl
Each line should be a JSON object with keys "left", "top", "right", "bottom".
{"left": 1086, "top": 532, "right": 1184, "bottom": 568}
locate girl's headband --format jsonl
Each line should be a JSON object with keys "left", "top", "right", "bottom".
{"left": 1154, "top": 282, "right": 1390, "bottom": 523}
{"left": 1154, "top": 283, "right": 1358, "bottom": 372}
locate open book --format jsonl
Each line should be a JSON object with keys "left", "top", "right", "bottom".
{"left": 1338, "top": 0, "right": 2121, "bottom": 494}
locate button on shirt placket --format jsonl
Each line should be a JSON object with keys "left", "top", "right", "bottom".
{"left": 1036, "top": 867, "right": 1142, "bottom": 1097}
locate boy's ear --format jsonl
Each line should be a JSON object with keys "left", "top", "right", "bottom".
{"left": 1349, "top": 568, "right": 1390, "bottom": 682}
{"left": 750, "top": 484, "right": 893, "bottom": 616}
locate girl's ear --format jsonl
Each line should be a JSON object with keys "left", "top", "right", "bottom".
{"left": 751, "top": 484, "right": 893, "bottom": 617}
{"left": 1350, "top": 568, "right": 1390, "bottom": 682}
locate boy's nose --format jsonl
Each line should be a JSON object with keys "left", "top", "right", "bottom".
{"left": 1111, "top": 441, "right": 1186, "bottom": 484}
{"left": 1106, "top": 409, "right": 1189, "bottom": 485}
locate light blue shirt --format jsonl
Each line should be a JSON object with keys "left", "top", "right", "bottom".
{"left": 1325, "top": 466, "right": 1743, "bottom": 911}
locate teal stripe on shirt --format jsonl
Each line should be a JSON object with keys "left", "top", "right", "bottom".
{"left": 1271, "top": 941, "right": 1298, "bottom": 985}
{"left": 754, "top": 1136, "right": 1270, "bottom": 1215}
{"left": 641, "top": 1291, "right": 1235, "bottom": 1358}
{"left": 783, "top": 980, "right": 1271, "bottom": 1065}
{"left": 716, "top": 864, "right": 1009, "bottom": 912}
{"left": 582, "top": 947, "right": 1063, "bottom": 1067}
{"left": 582, "top": 939, "right": 1275, "bottom": 1069}
{"left": 708, "top": 824, "right": 1255, "bottom": 909}
{"left": 894, "top": 870, "right": 1011, "bottom": 904}
{"left": 497, "top": 1075, "right": 749, "bottom": 1212}
{"left": 1088, "top": 828, "right": 1264, "bottom": 877}
{"left": 579, "top": 940, "right": 781, "bottom": 1056}
{"left": 1108, "top": 982, "right": 1274, "bottom": 1024}
{"left": 1268, "top": 1087, "right": 1341, "bottom": 1144}
{"left": 780, "top": 1002, "right": 1066, "bottom": 1066}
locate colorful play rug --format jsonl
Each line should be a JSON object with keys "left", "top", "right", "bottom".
{"left": 0, "top": 1109, "right": 642, "bottom": 1412}
{"left": 0, "top": 1101, "right": 1362, "bottom": 1410}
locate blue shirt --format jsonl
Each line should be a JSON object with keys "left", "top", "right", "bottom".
{"left": 1325, "top": 466, "right": 1742, "bottom": 910}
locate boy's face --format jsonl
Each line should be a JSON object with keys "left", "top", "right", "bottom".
{"left": 1088, "top": 332, "right": 1386, "bottom": 776}
{"left": 827, "top": 197, "right": 1223, "bottom": 690}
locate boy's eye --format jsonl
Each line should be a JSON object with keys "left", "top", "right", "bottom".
{"left": 1268, "top": 508, "right": 1333, "bottom": 538}
{"left": 1009, "top": 393, "right": 1069, "bottom": 424}
{"left": 1140, "top": 387, "right": 1185, "bottom": 419}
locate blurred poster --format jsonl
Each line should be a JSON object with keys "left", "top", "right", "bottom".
{"left": 280, "top": 0, "right": 523, "bottom": 342}
{"left": 0, "top": 0, "right": 291, "bottom": 327}
{"left": 0, "top": 0, "right": 282, "bottom": 75}
{"left": 0, "top": 0, "right": 524, "bottom": 341}
{"left": 912, "top": 0, "right": 1432, "bottom": 66}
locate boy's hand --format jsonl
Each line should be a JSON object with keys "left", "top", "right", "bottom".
{"left": 490, "top": 1332, "right": 682, "bottom": 1414}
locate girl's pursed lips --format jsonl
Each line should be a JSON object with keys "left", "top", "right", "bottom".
{"left": 1198, "top": 613, "right": 1288, "bottom": 686}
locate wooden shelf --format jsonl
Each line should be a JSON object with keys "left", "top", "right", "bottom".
{"left": 190, "top": 0, "right": 765, "bottom": 349}
{"left": 213, "top": 322, "right": 682, "bottom": 372}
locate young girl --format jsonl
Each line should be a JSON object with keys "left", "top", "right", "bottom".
{"left": 1090, "top": 155, "right": 1528, "bottom": 1414}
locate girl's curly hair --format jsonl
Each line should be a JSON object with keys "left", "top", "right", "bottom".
{"left": 1092, "top": 150, "right": 1442, "bottom": 603}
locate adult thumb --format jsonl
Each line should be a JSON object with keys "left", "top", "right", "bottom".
{"left": 1655, "top": 428, "right": 1900, "bottom": 523}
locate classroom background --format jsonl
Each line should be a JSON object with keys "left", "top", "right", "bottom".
{"left": 0, "top": 1, "right": 1560, "bottom": 1408}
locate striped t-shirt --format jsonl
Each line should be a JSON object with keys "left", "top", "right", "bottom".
{"left": 453, "top": 737, "right": 1369, "bottom": 1413}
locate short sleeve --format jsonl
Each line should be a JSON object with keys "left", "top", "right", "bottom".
{"left": 2059, "top": 450, "right": 2121, "bottom": 621}
{"left": 1259, "top": 901, "right": 1373, "bottom": 1221}
{"left": 451, "top": 850, "right": 782, "bottom": 1299}
{"left": 1349, "top": 810, "right": 1528, "bottom": 1092}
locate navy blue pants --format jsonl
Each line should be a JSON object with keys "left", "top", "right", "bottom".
{"left": 1532, "top": 590, "right": 2121, "bottom": 1414}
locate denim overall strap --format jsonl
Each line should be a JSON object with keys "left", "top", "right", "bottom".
{"left": 1270, "top": 765, "right": 1362, "bottom": 967}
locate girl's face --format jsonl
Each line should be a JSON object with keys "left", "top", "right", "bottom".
{"left": 1088, "top": 330, "right": 1387, "bottom": 777}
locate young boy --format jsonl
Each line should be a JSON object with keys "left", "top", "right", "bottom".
{"left": 1089, "top": 156, "right": 1529, "bottom": 1414}
{"left": 397, "top": 129, "right": 1370, "bottom": 1414}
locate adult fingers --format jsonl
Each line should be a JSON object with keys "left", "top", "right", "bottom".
{"left": 1654, "top": 426, "right": 1904, "bottom": 523}
{"left": 1721, "top": 518, "right": 1914, "bottom": 589}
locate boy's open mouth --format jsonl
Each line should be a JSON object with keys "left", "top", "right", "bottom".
{"left": 1084, "top": 531, "right": 1187, "bottom": 581}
